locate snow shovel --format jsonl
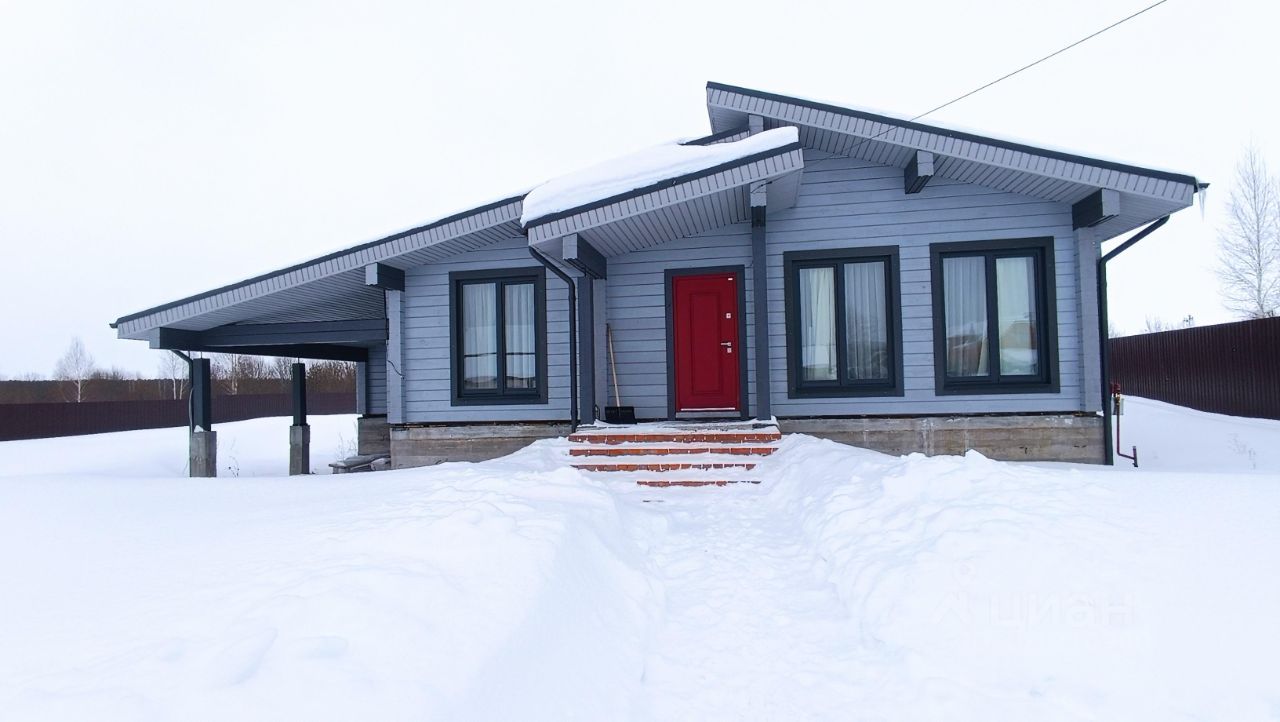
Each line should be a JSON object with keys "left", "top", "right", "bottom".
{"left": 604, "top": 324, "right": 636, "bottom": 424}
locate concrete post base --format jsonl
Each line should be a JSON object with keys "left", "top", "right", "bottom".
{"left": 289, "top": 424, "right": 311, "bottom": 475}
{"left": 190, "top": 430, "right": 217, "bottom": 478}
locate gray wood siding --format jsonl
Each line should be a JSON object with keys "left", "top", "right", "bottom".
{"left": 366, "top": 344, "right": 387, "bottom": 414}
{"left": 401, "top": 237, "right": 571, "bottom": 422}
{"left": 766, "top": 150, "right": 1082, "bottom": 416}
{"left": 605, "top": 149, "right": 1086, "bottom": 418}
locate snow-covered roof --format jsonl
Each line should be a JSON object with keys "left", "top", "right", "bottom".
{"left": 521, "top": 127, "right": 799, "bottom": 227}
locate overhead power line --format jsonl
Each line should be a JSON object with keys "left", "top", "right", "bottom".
{"left": 756, "top": 0, "right": 1176, "bottom": 184}
{"left": 911, "top": 0, "right": 1173, "bottom": 122}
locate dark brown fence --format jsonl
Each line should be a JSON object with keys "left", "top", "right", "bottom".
{"left": 1108, "top": 317, "right": 1280, "bottom": 420}
{"left": 0, "top": 392, "right": 356, "bottom": 442}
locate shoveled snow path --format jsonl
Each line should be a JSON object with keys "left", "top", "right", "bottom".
{"left": 622, "top": 481, "right": 883, "bottom": 717}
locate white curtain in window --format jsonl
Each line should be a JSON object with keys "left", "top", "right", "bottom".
{"left": 996, "top": 256, "right": 1039, "bottom": 375}
{"left": 504, "top": 282, "right": 536, "bottom": 389}
{"left": 943, "top": 256, "right": 988, "bottom": 377}
{"left": 844, "top": 261, "right": 889, "bottom": 380}
{"left": 799, "top": 267, "right": 837, "bottom": 381}
{"left": 462, "top": 282, "right": 497, "bottom": 390}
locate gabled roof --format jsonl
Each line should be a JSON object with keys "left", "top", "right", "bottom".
{"left": 706, "top": 82, "right": 1202, "bottom": 239}
{"left": 114, "top": 82, "right": 1203, "bottom": 343}
{"left": 521, "top": 127, "right": 799, "bottom": 227}
{"left": 522, "top": 128, "right": 804, "bottom": 253}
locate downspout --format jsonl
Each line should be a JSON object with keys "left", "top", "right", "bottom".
{"left": 529, "top": 246, "right": 579, "bottom": 432}
{"left": 1097, "top": 215, "right": 1168, "bottom": 465}
{"left": 170, "top": 350, "right": 194, "bottom": 432}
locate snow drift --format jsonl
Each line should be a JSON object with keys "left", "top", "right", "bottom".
{"left": 1, "top": 398, "right": 1278, "bottom": 721}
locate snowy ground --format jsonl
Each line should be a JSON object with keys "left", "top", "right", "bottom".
{"left": 1, "top": 399, "right": 1278, "bottom": 721}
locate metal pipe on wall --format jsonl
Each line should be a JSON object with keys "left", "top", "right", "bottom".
{"left": 528, "top": 246, "right": 579, "bottom": 432}
{"left": 1097, "top": 215, "right": 1168, "bottom": 465}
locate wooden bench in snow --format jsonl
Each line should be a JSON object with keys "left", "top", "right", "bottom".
{"left": 329, "top": 454, "right": 389, "bottom": 474}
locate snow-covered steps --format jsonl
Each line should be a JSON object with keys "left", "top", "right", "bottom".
{"left": 567, "top": 421, "right": 780, "bottom": 487}
{"left": 567, "top": 431, "right": 782, "bottom": 445}
{"left": 636, "top": 479, "right": 762, "bottom": 488}
{"left": 573, "top": 460, "right": 758, "bottom": 473}
{"left": 568, "top": 445, "right": 777, "bottom": 457}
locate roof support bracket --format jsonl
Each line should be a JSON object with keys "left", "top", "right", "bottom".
{"left": 1073, "top": 189, "right": 1121, "bottom": 230}
{"left": 562, "top": 234, "right": 607, "bottom": 280}
{"left": 365, "top": 263, "right": 405, "bottom": 291}
{"left": 904, "top": 150, "right": 935, "bottom": 194}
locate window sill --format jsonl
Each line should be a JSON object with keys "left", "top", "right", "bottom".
{"left": 450, "top": 394, "right": 549, "bottom": 406}
{"left": 934, "top": 380, "right": 1060, "bottom": 396}
{"left": 787, "top": 385, "right": 905, "bottom": 399}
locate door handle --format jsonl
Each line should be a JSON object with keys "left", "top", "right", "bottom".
{"left": 720, "top": 341, "right": 732, "bottom": 347}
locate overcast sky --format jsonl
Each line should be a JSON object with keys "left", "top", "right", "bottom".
{"left": 1, "top": 0, "right": 1275, "bottom": 378}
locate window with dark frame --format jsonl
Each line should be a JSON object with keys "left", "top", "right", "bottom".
{"left": 449, "top": 268, "right": 547, "bottom": 405}
{"left": 783, "top": 247, "right": 903, "bottom": 398}
{"left": 929, "top": 237, "right": 1058, "bottom": 395}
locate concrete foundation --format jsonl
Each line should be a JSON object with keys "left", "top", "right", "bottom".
{"left": 189, "top": 430, "right": 217, "bottom": 477}
{"left": 289, "top": 424, "right": 310, "bottom": 475}
{"left": 390, "top": 422, "right": 572, "bottom": 469}
{"left": 778, "top": 413, "right": 1105, "bottom": 464}
{"left": 357, "top": 415, "right": 391, "bottom": 456}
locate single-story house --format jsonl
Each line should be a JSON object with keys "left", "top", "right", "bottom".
{"left": 112, "top": 82, "right": 1204, "bottom": 467}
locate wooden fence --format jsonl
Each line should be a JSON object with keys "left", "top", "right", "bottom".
{"left": 1108, "top": 317, "right": 1280, "bottom": 420}
{"left": 0, "top": 392, "right": 356, "bottom": 442}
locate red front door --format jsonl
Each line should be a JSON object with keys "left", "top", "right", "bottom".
{"left": 672, "top": 272, "right": 741, "bottom": 413}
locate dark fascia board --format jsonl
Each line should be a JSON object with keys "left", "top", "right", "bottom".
{"left": 706, "top": 82, "right": 1200, "bottom": 187}
{"left": 680, "top": 126, "right": 750, "bottom": 146}
{"left": 155, "top": 319, "right": 387, "bottom": 348}
{"left": 150, "top": 339, "right": 370, "bottom": 362}
{"left": 522, "top": 142, "right": 805, "bottom": 230}
{"left": 111, "top": 194, "right": 525, "bottom": 329}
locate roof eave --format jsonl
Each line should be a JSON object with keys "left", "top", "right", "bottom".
{"left": 522, "top": 141, "right": 804, "bottom": 231}
{"left": 113, "top": 195, "right": 525, "bottom": 338}
{"left": 705, "top": 81, "right": 1201, "bottom": 192}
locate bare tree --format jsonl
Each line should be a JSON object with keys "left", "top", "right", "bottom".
{"left": 157, "top": 353, "right": 186, "bottom": 400}
{"left": 308, "top": 360, "right": 357, "bottom": 392}
{"left": 1217, "top": 145, "right": 1280, "bottom": 319}
{"left": 213, "top": 353, "right": 268, "bottom": 395}
{"left": 53, "top": 337, "right": 96, "bottom": 402}
{"left": 269, "top": 356, "right": 296, "bottom": 384}
{"left": 1143, "top": 316, "right": 1171, "bottom": 334}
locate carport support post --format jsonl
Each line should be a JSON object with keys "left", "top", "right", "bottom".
{"left": 289, "top": 362, "right": 310, "bottom": 475}
{"left": 189, "top": 357, "right": 216, "bottom": 477}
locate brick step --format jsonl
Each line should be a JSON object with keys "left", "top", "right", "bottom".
{"left": 567, "top": 431, "right": 781, "bottom": 445}
{"left": 572, "top": 461, "right": 758, "bottom": 473}
{"left": 568, "top": 445, "right": 777, "bottom": 457}
{"left": 636, "top": 479, "right": 762, "bottom": 487}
